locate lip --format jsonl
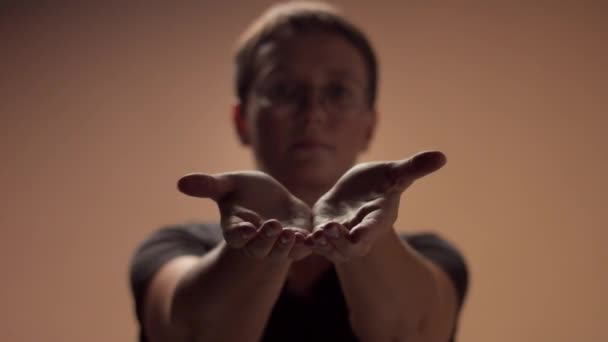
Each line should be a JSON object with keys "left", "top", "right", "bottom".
{"left": 290, "top": 139, "right": 332, "bottom": 150}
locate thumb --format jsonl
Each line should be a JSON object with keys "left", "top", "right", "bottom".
{"left": 392, "top": 151, "right": 447, "bottom": 184}
{"left": 177, "top": 173, "right": 234, "bottom": 201}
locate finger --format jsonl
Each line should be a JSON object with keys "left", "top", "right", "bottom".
{"left": 391, "top": 151, "right": 447, "bottom": 190}
{"left": 309, "top": 229, "right": 348, "bottom": 263}
{"left": 267, "top": 229, "right": 296, "bottom": 260}
{"left": 322, "top": 222, "right": 356, "bottom": 258}
{"left": 348, "top": 220, "right": 379, "bottom": 257}
{"left": 223, "top": 222, "right": 257, "bottom": 248}
{"left": 244, "top": 219, "right": 282, "bottom": 259}
{"left": 221, "top": 206, "right": 263, "bottom": 229}
{"left": 289, "top": 233, "right": 313, "bottom": 261}
{"left": 177, "top": 173, "right": 234, "bottom": 201}
{"left": 287, "top": 227, "right": 312, "bottom": 236}
{"left": 343, "top": 199, "right": 382, "bottom": 230}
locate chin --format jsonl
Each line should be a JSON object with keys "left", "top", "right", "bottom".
{"left": 259, "top": 153, "right": 351, "bottom": 189}
{"left": 283, "top": 163, "right": 344, "bottom": 189}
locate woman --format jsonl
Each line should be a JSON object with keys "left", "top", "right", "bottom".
{"left": 130, "top": 2, "right": 468, "bottom": 341}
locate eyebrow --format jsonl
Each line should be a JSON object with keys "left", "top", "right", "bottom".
{"left": 260, "top": 65, "right": 365, "bottom": 87}
{"left": 326, "top": 69, "right": 365, "bottom": 87}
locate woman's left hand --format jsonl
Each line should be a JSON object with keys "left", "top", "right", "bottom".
{"left": 307, "top": 151, "right": 447, "bottom": 263}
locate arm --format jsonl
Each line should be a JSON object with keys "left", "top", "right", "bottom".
{"left": 134, "top": 171, "right": 313, "bottom": 342}
{"left": 309, "top": 151, "right": 466, "bottom": 341}
{"left": 333, "top": 229, "right": 460, "bottom": 342}
{"left": 143, "top": 241, "right": 291, "bottom": 342}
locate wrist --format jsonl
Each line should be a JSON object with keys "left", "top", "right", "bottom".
{"left": 221, "top": 241, "right": 293, "bottom": 270}
{"left": 337, "top": 227, "right": 398, "bottom": 267}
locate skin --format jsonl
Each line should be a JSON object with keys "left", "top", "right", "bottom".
{"left": 235, "top": 30, "right": 376, "bottom": 206}
{"left": 309, "top": 153, "right": 447, "bottom": 263}
{"left": 143, "top": 30, "right": 458, "bottom": 342}
{"left": 178, "top": 171, "right": 313, "bottom": 260}
{"left": 222, "top": 30, "right": 383, "bottom": 287}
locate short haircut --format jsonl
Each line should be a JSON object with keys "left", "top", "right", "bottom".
{"left": 234, "top": 1, "right": 378, "bottom": 109}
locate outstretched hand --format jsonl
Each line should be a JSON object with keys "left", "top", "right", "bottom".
{"left": 307, "top": 151, "right": 447, "bottom": 263}
{"left": 177, "top": 151, "right": 446, "bottom": 264}
{"left": 177, "top": 171, "right": 313, "bottom": 261}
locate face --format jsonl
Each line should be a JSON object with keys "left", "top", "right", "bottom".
{"left": 235, "top": 30, "right": 376, "bottom": 190}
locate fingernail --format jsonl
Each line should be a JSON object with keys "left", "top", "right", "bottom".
{"left": 316, "top": 236, "right": 328, "bottom": 245}
{"left": 415, "top": 151, "right": 446, "bottom": 170}
{"left": 177, "top": 176, "right": 196, "bottom": 194}
{"left": 178, "top": 175, "right": 212, "bottom": 197}
{"left": 265, "top": 225, "right": 280, "bottom": 237}
{"left": 241, "top": 228, "right": 255, "bottom": 239}
{"left": 280, "top": 234, "right": 291, "bottom": 244}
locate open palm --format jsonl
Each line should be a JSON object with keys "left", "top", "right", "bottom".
{"left": 308, "top": 151, "right": 447, "bottom": 262}
{"left": 178, "top": 170, "right": 313, "bottom": 261}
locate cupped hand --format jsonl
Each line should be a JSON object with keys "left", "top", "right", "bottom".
{"left": 307, "top": 151, "right": 447, "bottom": 263}
{"left": 177, "top": 171, "right": 313, "bottom": 261}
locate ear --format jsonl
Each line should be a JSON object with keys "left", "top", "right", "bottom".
{"left": 232, "top": 103, "right": 250, "bottom": 145}
{"left": 361, "top": 109, "right": 377, "bottom": 152}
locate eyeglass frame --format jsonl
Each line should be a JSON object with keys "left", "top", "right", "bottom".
{"left": 251, "top": 78, "right": 371, "bottom": 117}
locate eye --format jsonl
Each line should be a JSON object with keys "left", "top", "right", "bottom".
{"left": 265, "top": 80, "right": 303, "bottom": 104}
{"left": 325, "top": 82, "right": 355, "bottom": 104}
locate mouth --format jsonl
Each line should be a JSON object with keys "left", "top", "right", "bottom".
{"left": 290, "top": 139, "right": 333, "bottom": 151}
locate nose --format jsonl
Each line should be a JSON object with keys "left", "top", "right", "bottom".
{"left": 298, "top": 89, "right": 329, "bottom": 125}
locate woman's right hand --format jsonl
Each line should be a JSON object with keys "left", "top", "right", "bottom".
{"left": 177, "top": 170, "right": 313, "bottom": 261}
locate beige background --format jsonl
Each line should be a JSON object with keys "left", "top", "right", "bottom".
{"left": 1, "top": 1, "right": 606, "bottom": 341}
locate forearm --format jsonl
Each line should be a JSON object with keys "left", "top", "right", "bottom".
{"left": 172, "top": 241, "right": 291, "bottom": 342}
{"left": 335, "top": 229, "right": 438, "bottom": 342}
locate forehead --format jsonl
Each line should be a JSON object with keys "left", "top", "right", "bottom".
{"left": 253, "top": 31, "right": 368, "bottom": 83}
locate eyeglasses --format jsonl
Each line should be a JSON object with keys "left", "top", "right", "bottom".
{"left": 255, "top": 79, "right": 368, "bottom": 116}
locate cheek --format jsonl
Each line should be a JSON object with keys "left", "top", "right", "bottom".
{"left": 334, "top": 119, "right": 370, "bottom": 151}
{"left": 250, "top": 110, "right": 290, "bottom": 151}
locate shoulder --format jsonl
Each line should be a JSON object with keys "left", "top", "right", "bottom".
{"left": 130, "top": 221, "right": 223, "bottom": 284}
{"left": 399, "top": 230, "right": 469, "bottom": 308}
{"left": 134, "top": 222, "right": 222, "bottom": 252}
{"left": 129, "top": 222, "right": 223, "bottom": 323}
{"left": 399, "top": 231, "right": 464, "bottom": 259}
